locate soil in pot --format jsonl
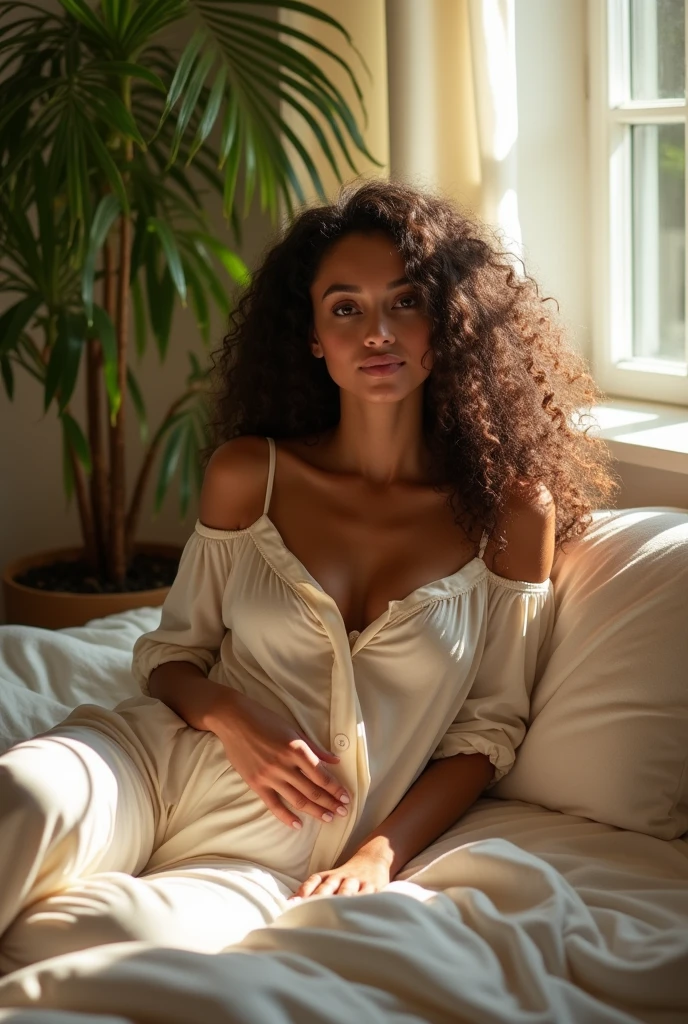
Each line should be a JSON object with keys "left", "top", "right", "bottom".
{"left": 15, "top": 551, "right": 180, "bottom": 594}
{"left": 4, "top": 543, "right": 183, "bottom": 629}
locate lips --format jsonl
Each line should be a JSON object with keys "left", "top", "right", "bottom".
{"left": 360, "top": 355, "right": 403, "bottom": 368}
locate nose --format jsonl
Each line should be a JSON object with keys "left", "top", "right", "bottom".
{"left": 363, "top": 311, "right": 394, "bottom": 347}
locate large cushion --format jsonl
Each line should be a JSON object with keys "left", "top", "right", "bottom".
{"left": 492, "top": 506, "right": 688, "bottom": 839}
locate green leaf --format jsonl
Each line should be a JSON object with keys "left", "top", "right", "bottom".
{"left": 131, "top": 275, "right": 147, "bottom": 357}
{"left": 61, "top": 410, "right": 92, "bottom": 475}
{"left": 148, "top": 217, "right": 187, "bottom": 303}
{"left": 0, "top": 354, "right": 14, "bottom": 398}
{"left": 158, "top": 29, "right": 206, "bottom": 129}
{"left": 58, "top": 0, "right": 110, "bottom": 44}
{"left": 218, "top": 87, "right": 239, "bottom": 169}
{"left": 145, "top": 247, "right": 176, "bottom": 359}
{"left": 121, "top": 0, "right": 187, "bottom": 55}
{"left": 221, "top": 119, "right": 242, "bottom": 219}
{"left": 181, "top": 240, "right": 230, "bottom": 317}
{"left": 195, "top": 0, "right": 360, "bottom": 51}
{"left": 79, "top": 115, "right": 129, "bottom": 213}
{"left": 187, "top": 350, "right": 203, "bottom": 380}
{"left": 91, "top": 303, "right": 121, "bottom": 423}
{"left": 84, "top": 61, "right": 166, "bottom": 93}
{"left": 154, "top": 421, "right": 185, "bottom": 514}
{"left": 31, "top": 155, "right": 55, "bottom": 288}
{"left": 186, "top": 64, "right": 226, "bottom": 164}
{"left": 183, "top": 261, "right": 210, "bottom": 345}
{"left": 129, "top": 210, "right": 151, "bottom": 282}
{"left": 65, "top": 114, "right": 87, "bottom": 246}
{"left": 127, "top": 365, "right": 148, "bottom": 442}
{"left": 220, "top": 8, "right": 364, "bottom": 107}
{"left": 45, "top": 312, "right": 85, "bottom": 413}
{"left": 0, "top": 294, "right": 42, "bottom": 357}
{"left": 0, "top": 197, "right": 45, "bottom": 290}
{"left": 87, "top": 85, "right": 147, "bottom": 148}
{"left": 82, "top": 194, "right": 121, "bottom": 321}
{"left": 167, "top": 48, "right": 215, "bottom": 167}
{"left": 186, "top": 232, "right": 249, "bottom": 286}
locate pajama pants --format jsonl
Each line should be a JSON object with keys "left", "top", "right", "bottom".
{"left": 0, "top": 696, "right": 321, "bottom": 975}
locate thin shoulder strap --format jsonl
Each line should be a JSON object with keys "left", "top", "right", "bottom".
{"left": 263, "top": 436, "right": 276, "bottom": 515}
{"left": 477, "top": 527, "right": 490, "bottom": 561}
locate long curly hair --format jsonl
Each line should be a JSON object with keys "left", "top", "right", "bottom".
{"left": 205, "top": 178, "right": 620, "bottom": 554}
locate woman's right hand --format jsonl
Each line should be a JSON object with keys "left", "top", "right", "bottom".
{"left": 208, "top": 689, "right": 350, "bottom": 829}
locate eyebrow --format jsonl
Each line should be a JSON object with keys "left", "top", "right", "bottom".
{"left": 321, "top": 276, "right": 410, "bottom": 301}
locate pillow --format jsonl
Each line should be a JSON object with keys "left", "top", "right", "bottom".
{"left": 491, "top": 506, "right": 688, "bottom": 839}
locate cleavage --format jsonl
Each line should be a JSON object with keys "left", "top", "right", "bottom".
{"left": 273, "top": 520, "right": 478, "bottom": 636}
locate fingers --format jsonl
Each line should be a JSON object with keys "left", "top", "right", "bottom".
{"left": 295, "top": 874, "right": 322, "bottom": 899}
{"left": 260, "top": 789, "right": 303, "bottom": 831}
{"left": 307, "top": 742, "right": 341, "bottom": 765}
{"left": 288, "top": 874, "right": 375, "bottom": 902}
{"left": 296, "top": 743, "right": 350, "bottom": 807}
{"left": 293, "top": 773, "right": 350, "bottom": 817}
{"left": 279, "top": 782, "right": 347, "bottom": 823}
{"left": 336, "top": 877, "right": 361, "bottom": 897}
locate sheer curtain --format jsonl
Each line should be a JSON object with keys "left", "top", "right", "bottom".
{"left": 280, "top": 0, "right": 521, "bottom": 255}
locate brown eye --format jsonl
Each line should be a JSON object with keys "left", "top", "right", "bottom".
{"left": 333, "top": 303, "right": 358, "bottom": 316}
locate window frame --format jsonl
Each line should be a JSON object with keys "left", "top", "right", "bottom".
{"left": 588, "top": 0, "right": 688, "bottom": 406}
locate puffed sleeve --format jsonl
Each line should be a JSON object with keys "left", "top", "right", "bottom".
{"left": 431, "top": 576, "right": 555, "bottom": 786}
{"left": 131, "top": 523, "right": 235, "bottom": 695}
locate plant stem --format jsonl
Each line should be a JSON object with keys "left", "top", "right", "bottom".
{"left": 124, "top": 385, "right": 202, "bottom": 561}
{"left": 107, "top": 80, "right": 133, "bottom": 588}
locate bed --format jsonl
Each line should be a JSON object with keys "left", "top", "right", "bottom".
{"left": 0, "top": 505, "right": 686, "bottom": 1023}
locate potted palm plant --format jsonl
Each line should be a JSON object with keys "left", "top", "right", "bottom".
{"left": 0, "top": 0, "right": 376, "bottom": 628}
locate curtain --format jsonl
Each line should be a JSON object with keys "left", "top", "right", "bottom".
{"left": 279, "top": 0, "right": 521, "bottom": 255}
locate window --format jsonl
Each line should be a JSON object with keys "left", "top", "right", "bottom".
{"left": 589, "top": 0, "right": 688, "bottom": 405}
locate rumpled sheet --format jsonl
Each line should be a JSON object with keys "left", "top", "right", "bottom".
{"left": 0, "top": 610, "right": 687, "bottom": 1023}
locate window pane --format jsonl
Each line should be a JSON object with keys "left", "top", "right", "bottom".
{"left": 632, "top": 123, "right": 685, "bottom": 361}
{"left": 630, "top": 0, "right": 685, "bottom": 100}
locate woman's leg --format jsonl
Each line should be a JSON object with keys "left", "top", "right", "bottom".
{"left": 0, "top": 723, "right": 156, "bottom": 974}
{"left": 0, "top": 696, "right": 322, "bottom": 970}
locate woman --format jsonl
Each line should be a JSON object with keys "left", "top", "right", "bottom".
{"left": 0, "top": 180, "right": 618, "bottom": 973}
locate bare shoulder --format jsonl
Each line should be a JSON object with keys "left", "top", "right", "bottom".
{"left": 199, "top": 435, "right": 271, "bottom": 531}
{"left": 487, "top": 481, "right": 556, "bottom": 584}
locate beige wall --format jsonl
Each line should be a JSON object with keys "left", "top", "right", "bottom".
{"left": 613, "top": 463, "right": 688, "bottom": 510}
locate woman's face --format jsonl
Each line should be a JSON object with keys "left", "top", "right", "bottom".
{"left": 309, "top": 231, "right": 433, "bottom": 401}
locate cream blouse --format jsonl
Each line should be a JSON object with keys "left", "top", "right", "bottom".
{"left": 132, "top": 438, "right": 556, "bottom": 868}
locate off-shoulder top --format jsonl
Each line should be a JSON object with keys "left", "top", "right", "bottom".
{"left": 132, "top": 437, "right": 556, "bottom": 869}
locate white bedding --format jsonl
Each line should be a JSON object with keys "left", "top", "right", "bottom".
{"left": 0, "top": 609, "right": 687, "bottom": 1024}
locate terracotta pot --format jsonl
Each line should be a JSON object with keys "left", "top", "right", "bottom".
{"left": 2, "top": 542, "right": 182, "bottom": 630}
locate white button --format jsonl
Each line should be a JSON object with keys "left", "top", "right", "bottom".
{"left": 334, "top": 733, "right": 350, "bottom": 751}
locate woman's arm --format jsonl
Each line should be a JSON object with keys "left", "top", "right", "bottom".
{"left": 149, "top": 660, "right": 229, "bottom": 730}
{"left": 353, "top": 752, "right": 494, "bottom": 877}
{"left": 149, "top": 660, "right": 350, "bottom": 826}
{"left": 290, "top": 753, "right": 493, "bottom": 899}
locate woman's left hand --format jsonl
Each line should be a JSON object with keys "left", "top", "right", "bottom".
{"left": 288, "top": 852, "right": 391, "bottom": 900}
